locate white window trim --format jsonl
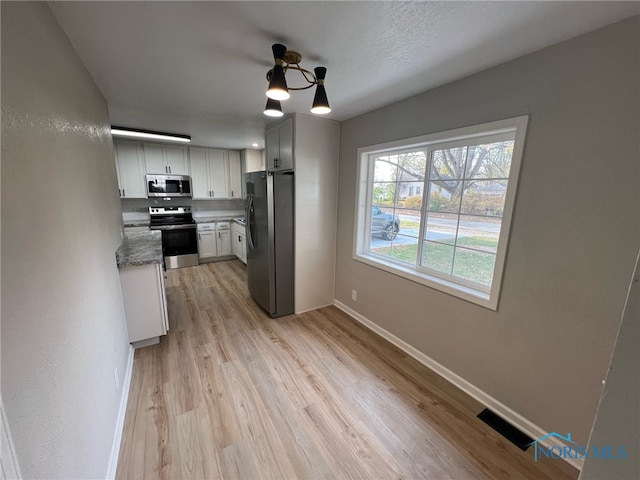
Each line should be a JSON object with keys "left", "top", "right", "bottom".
{"left": 353, "top": 115, "right": 529, "bottom": 310}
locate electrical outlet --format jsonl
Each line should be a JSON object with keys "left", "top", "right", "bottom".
{"left": 114, "top": 368, "right": 120, "bottom": 392}
{"left": 352, "top": 290, "right": 358, "bottom": 301}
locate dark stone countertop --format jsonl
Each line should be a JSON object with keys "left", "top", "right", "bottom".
{"left": 115, "top": 230, "right": 163, "bottom": 267}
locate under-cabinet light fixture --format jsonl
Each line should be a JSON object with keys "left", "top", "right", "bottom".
{"left": 110, "top": 126, "right": 191, "bottom": 143}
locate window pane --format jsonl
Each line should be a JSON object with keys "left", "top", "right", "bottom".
{"left": 372, "top": 182, "right": 396, "bottom": 205}
{"left": 374, "top": 156, "right": 397, "bottom": 182}
{"left": 464, "top": 141, "right": 514, "bottom": 180}
{"left": 421, "top": 241, "right": 454, "bottom": 275}
{"left": 457, "top": 215, "right": 501, "bottom": 254}
{"left": 397, "top": 210, "right": 419, "bottom": 239}
{"left": 397, "top": 151, "right": 427, "bottom": 182}
{"left": 370, "top": 205, "right": 399, "bottom": 240}
{"left": 424, "top": 212, "right": 458, "bottom": 245}
{"left": 453, "top": 247, "right": 496, "bottom": 286}
{"left": 430, "top": 147, "right": 468, "bottom": 180}
{"left": 460, "top": 180, "right": 508, "bottom": 217}
{"left": 370, "top": 235, "right": 418, "bottom": 265}
{"left": 426, "top": 181, "right": 462, "bottom": 214}
{"left": 399, "top": 181, "right": 424, "bottom": 213}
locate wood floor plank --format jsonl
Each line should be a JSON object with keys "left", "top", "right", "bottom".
{"left": 116, "top": 260, "right": 579, "bottom": 480}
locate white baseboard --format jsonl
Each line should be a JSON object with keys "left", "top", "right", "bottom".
{"left": 333, "top": 300, "right": 584, "bottom": 471}
{"left": 106, "top": 345, "right": 135, "bottom": 480}
{"left": 1, "top": 398, "right": 22, "bottom": 479}
{"left": 296, "top": 301, "right": 335, "bottom": 315}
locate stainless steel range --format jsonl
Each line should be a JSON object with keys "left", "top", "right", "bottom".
{"left": 149, "top": 206, "right": 199, "bottom": 269}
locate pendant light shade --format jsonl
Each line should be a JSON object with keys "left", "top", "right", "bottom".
{"left": 266, "top": 44, "right": 290, "bottom": 101}
{"left": 310, "top": 67, "right": 331, "bottom": 114}
{"left": 263, "top": 98, "right": 283, "bottom": 117}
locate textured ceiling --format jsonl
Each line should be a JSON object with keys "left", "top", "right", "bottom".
{"left": 49, "top": 1, "right": 640, "bottom": 149}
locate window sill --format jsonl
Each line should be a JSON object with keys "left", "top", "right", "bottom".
{"left": 353, "top": 252, "right": 498, "bottom": 310}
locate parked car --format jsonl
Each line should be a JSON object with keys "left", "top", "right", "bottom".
{"left": 371, "top": 206, "right": 400, "bottom": 240}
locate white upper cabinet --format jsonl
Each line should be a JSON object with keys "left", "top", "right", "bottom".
{"left": 266, "top": 116, "right": 294, "bottom": 172}
{"left": 189, "top": 148, "right": 229, "bottom": 199}
{"left": 242, "top": 148, "right": 264, "bottom": 173}
{"left": 114, "top": 140, "right": 147, "bottom": 198}
{"left": 228, "top": 150, "right": 243, "bottom": 199}
{"left": 144, "top": 143, "right": 189, "bottom": 175}
{"left": 165, "top": 145, "right": 189, "bottom": 175}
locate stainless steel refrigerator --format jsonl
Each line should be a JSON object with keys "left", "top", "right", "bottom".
{"left": 245, "top": 170, "right": 294, "bottom": 317}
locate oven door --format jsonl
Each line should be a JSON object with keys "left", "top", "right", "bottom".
{"left": 160, "top": 225, "right": 199, "bottom": 269}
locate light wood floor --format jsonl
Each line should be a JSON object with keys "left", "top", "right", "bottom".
{"left": 116, "top": 260, "right": 578, "bottom": 479}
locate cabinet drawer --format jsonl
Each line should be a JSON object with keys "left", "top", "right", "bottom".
{"left": 197, "top": 223, "right": 216, "bottom": 231}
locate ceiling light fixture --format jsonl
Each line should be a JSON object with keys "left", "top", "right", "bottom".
{"left": 264, "top": 43, "right": 331, "bottom": 116}
{"left": 110, "top": 126, "right": 191, "bottom": 143}
{"left": 263, "top": 98, "right": 284, "bottom": 117}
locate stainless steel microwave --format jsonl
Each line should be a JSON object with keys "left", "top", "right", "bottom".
{"left": 146, "top": 174, "right": 192, "bottom": 198}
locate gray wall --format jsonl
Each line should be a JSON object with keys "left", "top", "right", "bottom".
{"left": 580, "top": 252, "right": 639, "bottom": 480}
{"left": 1, "top": 2, "right": 130, "bottom": 477}
{"left": 335, "top": 17, "right": 639, "bottom": 444}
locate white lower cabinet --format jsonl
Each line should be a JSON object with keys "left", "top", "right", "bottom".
{"left": 119, "top": 263, "right": 168, "bottom": 346}
{"left": 197, "top": 223, "right": 217, "bottom": 259}
{"left": 216, "top": 222, "right": 232, "bottom": 256}
{"left": 198, "top": 222, "right": 232, "bottom": 260}
{"left": 232, "top": 222, "right": 247, "bottom": 264}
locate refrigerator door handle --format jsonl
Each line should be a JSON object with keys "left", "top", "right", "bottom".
{"left": 246, "top": 194, "right": 255, "bottom": 250}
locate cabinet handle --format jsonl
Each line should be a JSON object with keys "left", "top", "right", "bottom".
{"left": 168, "top": 166, "right": 172, "bottom": 173}
{"left": 274, "top": 158, "right": 279, "bottom": 168}
{"left": 198, "top": 233, "right": 201, "bottom": 240}
{"left": 231, "top": 191, "right": 234, "bottom": 197}
{"left": 123, "top": 189, "right": 125, "bottom": 197}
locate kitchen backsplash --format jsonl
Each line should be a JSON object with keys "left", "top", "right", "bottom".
{"left": 121, "top": 198, "right": 245, "bottom": 223}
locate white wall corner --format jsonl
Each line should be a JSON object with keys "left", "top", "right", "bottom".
{"left": 1, "top": 399, "right": 22, "bottom": 480}
{"left": 333, "top": 300, "right": 584, "bottom": 471}
{"left": 106, "top": 345, "right": 134, "bottom": 480}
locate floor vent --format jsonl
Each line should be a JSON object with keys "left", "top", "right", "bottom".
{"left": 477, "top": 409, "right": 533, "bottom": 451}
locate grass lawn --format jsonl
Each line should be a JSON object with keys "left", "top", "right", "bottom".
{"left": 372, "top": 236, "right": 497, "bottom": 286}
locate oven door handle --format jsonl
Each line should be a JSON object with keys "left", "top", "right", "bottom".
{"left": 151, "top": 224, "right": 197, "bottom": 231}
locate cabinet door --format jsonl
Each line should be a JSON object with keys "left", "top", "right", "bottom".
{"left": 144, "top": 143, "right": 168, "bottom": 174}
{"left": 277, "top": 117, "right": 294, "bottom": 170}
{"left": 165, "top": 145, "right": 189, "bottom": 175}
{"left": 197, "top": 230, "right": 217, "bottom": 258}
{"left": 266, "top": 128, "right": 280, "bottom": 171}
{"left": 119, "top": 263, "right": 167, "bottom": 343}
{"left": 239, "top": 234, "right": 247, "bottom": 264}
{"left": 189, "top": 148, "right": 210, "bottom": 199}
{"left": 266, "top": 117, "right": 294, "bottom": 171}
{"left": 208, "top": 149, "right": 229, "bottom": 199}
{"left": 231, "top": 223, "right": 240, "bottom": 257}
{"left": 217, "top": 229, "right": 232, "bottom": 256}
{"left": 228, "top": 150, "right": 242, "bottom": 198}
{"left": 115, "top": 140, "right": 147, "bottom": 198}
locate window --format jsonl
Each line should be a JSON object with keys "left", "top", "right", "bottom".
{"left": 354, "top": 116, "right": 528, "bottom": 309}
